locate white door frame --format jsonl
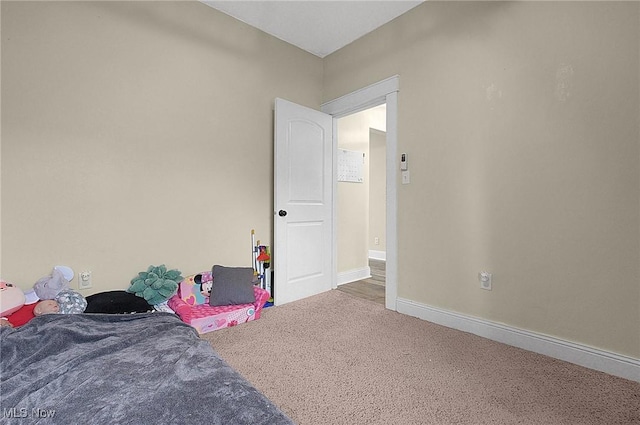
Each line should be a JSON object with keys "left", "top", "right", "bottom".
{"left": 321, "top": 75, "right": 399, "bottom": 311}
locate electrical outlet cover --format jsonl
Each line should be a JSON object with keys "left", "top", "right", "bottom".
{"left": 479, "top": 272, "right": 492, "bottom": 290}
{"left": 79, "top": 271, "right": 92, "bottom": 289}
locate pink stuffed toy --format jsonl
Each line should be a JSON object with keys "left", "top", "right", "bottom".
{"left": 1, "top": 280, "right": 25, "bottom": 317}
{"left": 1, "top": 280, "right": 26, "bottom": 328}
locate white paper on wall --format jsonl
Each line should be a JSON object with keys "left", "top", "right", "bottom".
{"left": 337, "top": 149, "right": 364, "bottom": 183}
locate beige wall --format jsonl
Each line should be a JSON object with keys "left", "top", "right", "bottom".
{"left": 2, "top": 1, "right": 638, "bottom": 360}
{"left": 336, "top": 112, "right": 370, "bottom": 273}
{"left": 336, "top": 106, "right": 387, "bottom": 275}
{"left": 369, "top": 128, "right": 386, "bottom": 254}
{"left": 324, "top": 1, "right": 640, "bottom": 358}
{"left": 1, "top": 1, "right": 322, "bottom": 293}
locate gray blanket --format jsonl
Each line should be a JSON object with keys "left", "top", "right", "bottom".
{"left": 0, "top": 313, "right": 294, "bottom": 425}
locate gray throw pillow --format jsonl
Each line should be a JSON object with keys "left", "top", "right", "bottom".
{"left": 209, "top": 266, "right": 256, "bottom": 307}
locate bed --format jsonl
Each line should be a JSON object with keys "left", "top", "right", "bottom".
{"left": 0, "top": 313, "right": 293, "bottom": 424}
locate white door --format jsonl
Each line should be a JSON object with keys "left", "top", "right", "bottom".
{"left": 274, "top": 98, "right": 333, "bottom": 305}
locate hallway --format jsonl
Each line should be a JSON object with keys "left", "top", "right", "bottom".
{"left": 337, "top": 259, "right": 385, "bottom": 305}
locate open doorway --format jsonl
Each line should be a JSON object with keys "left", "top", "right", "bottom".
{"left": 321, "top": 74, "right": 399, "bottom": 311}
{"left": 335, "top": 105, "right": 386, "bottom": 304}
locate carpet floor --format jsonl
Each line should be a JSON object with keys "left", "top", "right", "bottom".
{"left": 202, "top": 290, "right": 640, "bottom": 425}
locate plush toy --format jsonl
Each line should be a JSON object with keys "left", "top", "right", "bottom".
{"left": 34, "top": 299, "right": 60, "bottom": 316}
{"left": 6, "top": 303, "right": 38, "bottom": 327}
{"left": 128, "top": 264, "right": 183, "bottom": 306}
{"left": 33, "top": 268, "right": 70, "bottom": 300}
{"left": 33, "top": 290, "right": 87, "bottom": 316}
{"left": 2, "top": 281, "right": 43, "bottom": 327}
{"left": 56, "top": 290, "right": 87, "bottom": 313}
{"left": 1, "top": 281, "right": 26, "bottom": 317}
{"left": 33, "top": 268, "right": 88, "bottom": 316}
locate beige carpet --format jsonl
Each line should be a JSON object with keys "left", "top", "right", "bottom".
{"left": 202, "top": 290, "right": 640, "bottom": 425}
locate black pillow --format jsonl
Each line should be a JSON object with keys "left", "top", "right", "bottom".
{"left": 209, "top": 266, "right": 256, "bottom": 307}
{"left": 85, "top": 290, "right": 153, "bottom": 314}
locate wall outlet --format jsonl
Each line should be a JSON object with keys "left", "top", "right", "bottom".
{"left": 402, "top": 170, "right": 410, "bottom": 184}
{"left": 79, "top": 271, "right": 92, "bottom": 289}
{"left": 374, "top": 237, "right": 380, "bottom": 245}
{"left": 479, "top": 272, "right": 492, "bottom": 290}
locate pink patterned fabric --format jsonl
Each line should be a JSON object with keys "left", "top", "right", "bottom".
{"left": 178, "top": 273, "right": 211, "bottom": 306}
{"left": 168, "top": 284, "right": 270, "bottom": 334}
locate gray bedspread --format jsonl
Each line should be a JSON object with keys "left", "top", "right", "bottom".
{"left": 0, "top": 313, "right": 294, "bottom": 425}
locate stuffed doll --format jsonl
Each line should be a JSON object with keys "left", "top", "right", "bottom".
{"left": 1, "top": 280, "right": 25, "bottom": 317}
{"left": 33, "top": 268, "right": 70, "bottom": 300}
{"left": 2, "top": 282, "right": 42, "bottom": 327}
{"left": 33, "top": 290, "right": 87, "bottom": 316}
{"left": 6, "top": 303, "right": 38, "bottom": 327}
{"left": 33, "top": 299, "right": 60, "bottom": 316}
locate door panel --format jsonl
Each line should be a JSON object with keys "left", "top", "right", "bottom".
{"left": 274, "top": 98, "right": 333, "bottom": 305}
{"left": 287, "top": 221, "right": 324, "bottom": 281}
{"left": 288, "top": 120, "right": 325, "bottom": 202}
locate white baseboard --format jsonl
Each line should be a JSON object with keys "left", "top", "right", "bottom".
{"left": 337, "top": 267, "right": 371, "bottom": 286}
{"left": 396, "top": 297, "right": 640, "bottom": 383}
{"left": 368, "top": 250, "right": 386, "bottom": 261}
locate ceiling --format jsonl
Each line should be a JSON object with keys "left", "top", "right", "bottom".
{"left": 200, "top": 1, "right": 424, "bottom": 58}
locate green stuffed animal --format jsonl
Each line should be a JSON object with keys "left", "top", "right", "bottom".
{"left": 128, "top": 265, "right": 183, "bottom": 306}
